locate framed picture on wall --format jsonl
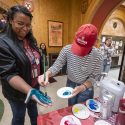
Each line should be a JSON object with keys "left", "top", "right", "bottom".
{"left": 48, "top": 20, "right": 63, "bottom": 47}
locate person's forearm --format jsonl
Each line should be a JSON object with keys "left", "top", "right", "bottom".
{"left": 84, "top": 81, "right": 92, "bottom": 88}
{"left": 46, "top": 70, "right": 52, "bottom": 78}
{"left": 9, "top": 75, "right": 32, "bottom": 94}
{"left": 77, "top": 81, "right": 92, "bottom": 93}
{"left": 81, "top": 81, "right": 92, "bottom": 90}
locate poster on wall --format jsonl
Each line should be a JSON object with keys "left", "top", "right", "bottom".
{"left": 48, "top": 20, "right": 63, "bottom": 47}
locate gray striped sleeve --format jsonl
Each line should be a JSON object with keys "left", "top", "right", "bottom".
{"left": 48, "top": 46, "right": 68, "bottom": 76}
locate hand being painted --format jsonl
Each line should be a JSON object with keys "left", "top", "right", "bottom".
{"left": 25, "top": 89, "right": 52, "bottom": 106}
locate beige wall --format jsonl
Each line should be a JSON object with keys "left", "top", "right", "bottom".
{"left": 0, "top": 0, "right": 18, "bottom": 8}
{"left": 101, "top": 5, "right": 125, "bottom": 36}
{"left": 32, "top": 0, "right": 71, "bottom": 53}
{"left": 32, "top": 0, "right": 86, "bottom": 53}
{"left": 1, "top": 0, "right": 125, "bottom": 53}
{"left": 0, "top": 0, "right": 85, "bottom": 53}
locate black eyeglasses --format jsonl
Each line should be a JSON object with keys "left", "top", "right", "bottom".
{"left": 12, "top": 20, "right": 32, "bottom": 30}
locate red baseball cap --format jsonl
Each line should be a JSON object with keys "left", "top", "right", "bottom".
{"left": 71, "top": 24, "right": 98, "bottom": 56}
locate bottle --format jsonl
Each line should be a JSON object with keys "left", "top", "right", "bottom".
{"left": 100, "top": 92, "right": 113, "bottom": 119}
{"left": 115, "top": 99, "right": 125, "bottom": 125}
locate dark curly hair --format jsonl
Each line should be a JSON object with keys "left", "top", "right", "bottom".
{"left": 6, "top": 5, "right": 33, "bottom": 22}
{"left": 5, "top": 5, "right": 38, "bottom": 49}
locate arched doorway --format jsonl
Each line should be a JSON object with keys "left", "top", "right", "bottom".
{"left": 85, "top": 0, "right": 125, "bottom": 81}
{"left": 85, "top": 0, "right": 124, "bottom": 32}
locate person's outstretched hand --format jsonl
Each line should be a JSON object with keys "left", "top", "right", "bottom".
{"left": 38, "top": 71, "right": 51, "bottom": 87}
{"left": 25, "top": 89, "right": 52, "bottom": 107}
{"left": 70, "top": 85, "right": 85, "bottom": 98}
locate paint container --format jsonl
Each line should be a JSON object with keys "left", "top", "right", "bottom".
{"left": 100, "top": 92, "right": 113, "bottom": 119}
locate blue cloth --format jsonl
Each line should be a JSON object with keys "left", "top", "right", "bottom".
{"left": 67, "top": 79, "right": 94, "bottom": 106}
{"left": 8, "top": 100, "right": 38, "bottom": 125}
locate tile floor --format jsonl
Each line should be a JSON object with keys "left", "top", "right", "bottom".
{"left": 0, "top": 68, "right": 120, "bottom": 125}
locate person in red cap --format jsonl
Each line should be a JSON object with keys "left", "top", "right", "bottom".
{"left": 38, "top": 24, "right": 103, "bottom": 106}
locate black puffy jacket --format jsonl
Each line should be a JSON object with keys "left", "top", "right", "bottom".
{"left": 0, "top": 34, "right": 43, "bottom": 101}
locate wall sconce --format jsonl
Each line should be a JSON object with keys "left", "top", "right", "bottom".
{"left": 23, "top": 0, "right": 34, "bottom": 12}
{"left": 81, "top": 0, "right": 88, "bottom": 14}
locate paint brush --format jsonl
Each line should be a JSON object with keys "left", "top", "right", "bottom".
{"left": 43, "top": 54, "right": 47, "bottom": 96}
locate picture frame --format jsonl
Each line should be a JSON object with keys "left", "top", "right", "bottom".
{"left": 48, "top": 20, "right": 63, "bottom": 47}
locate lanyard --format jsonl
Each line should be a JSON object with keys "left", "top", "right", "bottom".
{"left": 25, "top": 48, "right": 36, "bottom": 65}
{"left": 23, "top": 39, "right": 39, "bottom": 79}
{"left": 23, "top": 39, "right": 37, "bottom": 65}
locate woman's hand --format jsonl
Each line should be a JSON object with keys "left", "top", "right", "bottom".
{"left": 25, "top": 89, "right": 52, "bottom": 107}
{"left": 32, "top": 95, "right": 50, "bottom": 107}
{"left": 71, "top": 81, "right": 92, "bottom": 98}
{"left": 38, "top": 71, "right": 51, "bottom": 87}
{"left": 38, "top": 74, "right": 48, "bottom": 87}
{"left": 71, "top": 85, "right": 86, "bottom": 97}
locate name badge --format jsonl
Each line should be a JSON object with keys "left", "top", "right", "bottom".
{"left": 35, "top": 58, "right": 39, "bottom": 65}
{"left": 32, "top": 69, "right": 38, "bottom": 78}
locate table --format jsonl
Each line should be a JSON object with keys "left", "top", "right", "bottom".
{"left": 37, "top": 103, "right": 117, "bottom": 125}
{"left": 37, "top": 104, "right": 95, "bottom": 125}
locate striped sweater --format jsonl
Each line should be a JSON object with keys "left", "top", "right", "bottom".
{"left": 48, "top": 44, "right": 103, "bottom": 85}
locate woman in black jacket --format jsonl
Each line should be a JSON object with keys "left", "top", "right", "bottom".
{"left": 0, "top": 5, "right": 51, "bottom": 125}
